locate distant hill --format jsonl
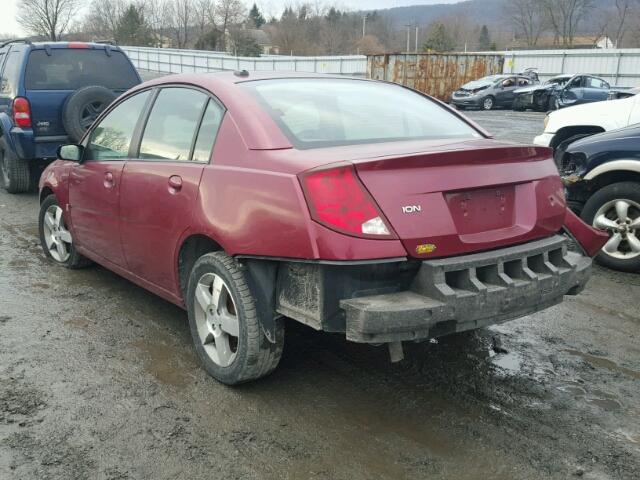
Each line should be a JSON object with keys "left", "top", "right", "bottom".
{"left": 369, "top": 0, "right": 612, "bottom": 34}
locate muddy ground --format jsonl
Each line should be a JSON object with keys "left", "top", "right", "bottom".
{"left": 1, "top": 110, "right": 639, "bottom": 480}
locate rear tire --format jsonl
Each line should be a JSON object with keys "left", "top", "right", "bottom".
{"left": 581, "top": 182, "right": 640, "bottom": 272}
{"left": 187, "top": 252, "right": 284, "bottom": 385}
{"left": 482, "top": 96, "right": 495, "bottom": 110}
{"left": 0, "top": 136, "right": 30, "bottom": 194}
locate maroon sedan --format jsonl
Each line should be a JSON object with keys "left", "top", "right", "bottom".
{"left": 38, "top": 72, "right": 607, "bottom": 385}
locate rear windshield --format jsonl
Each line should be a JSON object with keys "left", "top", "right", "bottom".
{"left": 243, "top": 79, "right": 481, "bottom": 149}
{"left": 25, "top": 49, "right": 139, "bottom": 90}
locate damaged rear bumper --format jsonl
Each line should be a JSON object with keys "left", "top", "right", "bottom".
{"left": 340, "top": 235, "right": 590, "bottom": 343}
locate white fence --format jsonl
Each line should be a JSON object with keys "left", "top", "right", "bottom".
{"left": 121, "top": 46, "right": 367, "bottom": 76}
{"left": 503, "top": 48, "right": 640, "bottom": 87}
{"left": 122, "top": 45, "right": 640, "bottom": 87}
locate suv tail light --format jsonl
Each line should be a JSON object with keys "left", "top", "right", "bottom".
{"left": 13, "top": 97, "right": 32, "bottom": 128}
{"left": 299, "top": 164, "right": 397, "bottom": 239}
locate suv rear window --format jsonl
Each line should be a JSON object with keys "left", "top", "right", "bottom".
{"left": 25, "top": 49, "right": 139, "bottom": 90}
{"left": 244, "top": 79, "right": 481, "bottom": 149}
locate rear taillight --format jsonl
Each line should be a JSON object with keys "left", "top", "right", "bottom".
{"left": 68, "top": 42, "right": 90, "bottom": 49}
{"left": 13, "top": 97, "right": 32, "bottom": 128}
{"left": 299, "top": 164, "right": 396, "bottom": 239}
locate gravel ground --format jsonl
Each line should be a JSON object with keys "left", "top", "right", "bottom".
{"left": 1, "top": 103, "right": 639, "bottom": 480}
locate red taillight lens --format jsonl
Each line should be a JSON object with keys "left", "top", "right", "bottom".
{"left": 68, "top": 42, "right": 90, "bottom": 49}
{"left": 299, "top": 165, "right": 396, "bottom": 239}
{"left": 13, "top": 97, "right": 32, "bottom": 128}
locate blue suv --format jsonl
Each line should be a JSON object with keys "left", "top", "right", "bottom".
{"left": 0, "top": 40, "right": 141, "bottom": 193}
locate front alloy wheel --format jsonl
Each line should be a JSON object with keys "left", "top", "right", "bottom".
{"left": 593, "top": 200, "right": 640, "bottom": 261}
{"left": 38, "top": 194, "right": 92, "bottom": 269}
{"left": 581, "top": 182, "right": 640, "bottom": 272}
{"left": 482, "top": 96, "right": 494, "bottom": 110}
{"left": 42, "top": 205, "right": 72, "bottom": 263}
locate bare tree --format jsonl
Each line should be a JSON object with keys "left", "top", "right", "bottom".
{"left": 171, "top": 0, "right": 194, "bottom": 48}
{"left": 215, "top": 0, "right": 246, "bottom": 51}
{"left": 610, "top": 0, "right": 636, "bottom": 47}
{"left": 542, "top": 0, "right": 595, "bottom": 46}
{"left": 146, "top": 0, "right": 173, "bottom": 46}
{"left": 17, "top": 0, "right": 80, "bottom": 41}
{"left": 194, "top": 0, "right": 215, "bottom": 39}
{"left": 507, "top": 0, "right": 547, "bottom": 47}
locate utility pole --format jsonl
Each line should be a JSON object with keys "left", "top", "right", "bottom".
{"left": 363, "top": 15, "right": 367, "bottom": 38}
{"left": 415, "top": 25, "right": 419, "bottom": 53}
{"left": 405, "top": 24, "right": 411, "bottom": 52}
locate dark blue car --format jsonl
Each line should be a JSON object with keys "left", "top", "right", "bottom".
{"left": 557, "top": 125, "right": 640, "bottom": 271}
{"left": 0, "top": 40, "right": 141, "bottom": 193}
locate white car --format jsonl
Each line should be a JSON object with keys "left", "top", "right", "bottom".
{"left": 534, "top": 95, "right": 640, "bottom": 151}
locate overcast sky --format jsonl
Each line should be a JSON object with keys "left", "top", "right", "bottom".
{"left": 0, "top": 0, "right": 460, "bottom": 36}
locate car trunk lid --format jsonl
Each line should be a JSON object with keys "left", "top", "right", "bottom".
{"left": 351, "top": 143, "right": 566, "bottom": 258}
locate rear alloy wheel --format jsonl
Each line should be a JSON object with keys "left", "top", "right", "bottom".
{"left": 187, "top": 252, "right": 284, "bottom": 385}
{"left": 581, "top": 182, "right": 640, "bottom": 272}
{"left": 38, "top": 195, "right": 92, "bottom": 268}
{"left": 482, "top": 96, "right": 495, "bottom": 110}
{"left": 0, "top": 137, "right": 30, "bottom": 193}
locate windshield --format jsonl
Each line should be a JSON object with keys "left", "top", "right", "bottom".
{"left": 244, "top": 79, "right": 481, "bottom": 149}
{"left": 461, "top": 76, "right": 502, "bottom": 89}
{"left": 546, "top": 77, "right": 571, "bottom": 86}
{"left": 25, "top": 49, "right": 139, "bottom": 90}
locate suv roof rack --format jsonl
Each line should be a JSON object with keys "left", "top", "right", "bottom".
{"left": 0, "top": 38, "right": 32, "bottom": 49}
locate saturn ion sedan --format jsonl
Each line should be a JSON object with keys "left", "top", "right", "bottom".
{"left": 39, "top": 72, "right": 607, "bottom": 384}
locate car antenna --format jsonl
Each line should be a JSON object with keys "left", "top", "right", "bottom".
{"left": 234, "top": 70, "right": 250, "bottom": 78}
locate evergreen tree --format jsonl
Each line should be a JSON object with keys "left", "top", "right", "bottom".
{"left": 115, "top": 5, "right": 152, "bottom": 46}
{"left": 422, "top": 22, "right": 455, "bottom": 52}
{"left": 478, "top": 25, "right": 492, "bottom": 51}
{"left": 249, "top": 3, "right": 266, "bottom": 28}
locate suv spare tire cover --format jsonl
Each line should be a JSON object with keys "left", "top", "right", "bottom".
{"left": 62, "top": 86, "right": 118, "bottom": 142}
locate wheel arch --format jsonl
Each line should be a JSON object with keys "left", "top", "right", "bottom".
{"left": 176, "top": 233, "right": 224, "bottom": 298}
{"left": 551, "top": 125, "right": 605, "bottom": 149}
{"left": 40, "top": 186, "right": 54, "bottom": 204}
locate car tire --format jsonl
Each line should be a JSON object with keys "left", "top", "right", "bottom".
{"left": 62, "top": 86, "right": 117, "bottom": 142}
{"left": 38, "top": 194, "right": 93, "bottom": 269}
{"left": 482, "top": 96, "right": 495, "bottom": 110}
{"left": 186, "top": 251, "right": 284, "bottom": 385}
{"left": 581, "top": 182, "right": 640, "bottom": 272}
{"left": 0, "top": 136, "right": 30, "bottom": 194}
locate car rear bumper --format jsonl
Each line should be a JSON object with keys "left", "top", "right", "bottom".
{"left": 340, "top": 235, "right": 590, "bottom": 343}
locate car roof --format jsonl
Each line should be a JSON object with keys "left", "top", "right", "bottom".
{"left": 1, "top": 40, "right": 123, "bottom": 52}
{"left": 130, "top": 72, "right": 489, "bottom": 150}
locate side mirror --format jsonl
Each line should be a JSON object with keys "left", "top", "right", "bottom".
{"left": 58, "top": 144, "right": 83, "bottom": 162}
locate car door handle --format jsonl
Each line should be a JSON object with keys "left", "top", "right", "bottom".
{"left": 103, "top": 171, "right": 115, "bottom": 189}
{"left": 168, "top": 175, "right": 183, "bottom": 193}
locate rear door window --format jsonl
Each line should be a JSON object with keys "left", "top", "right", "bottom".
{"left": 138, "top": 88, "right": 209, "bottom": 162}
{"left": 0, "top": 51, "right": 23, "bottom": 97}
{"left": 25, "top": 49, "right": 139, "bottom": 90}
{"left": 85, "top": 91, "right": 150, "bottom": 161}
{"left": 192, "top": 100, "right": 225, "bottom": 163}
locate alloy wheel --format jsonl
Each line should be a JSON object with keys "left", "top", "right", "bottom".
{"left": 593, "top": 199, "right": 640, "bottom": 260}
{"left": 483, "top": 97, "right": 493, "bottom": 110}
{"left": 193, "top": 273, "right": 240, "bottom": 367}
{"left": 80, "top": 101, "right": 107, "bottom": 130}
{"left": 42, "top": 205, "right": 72, "bottom": 262}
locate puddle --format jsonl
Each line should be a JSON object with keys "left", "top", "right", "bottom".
{"left": 131, "top": 338, "right": 198, "bottom": 388}
{"left": 587, "top": 397, "right": 621, "bottom": 411}
{"left": 566, "top": 350, "right": 640, "bottom": 381}
{"left": 65, "top": 317, "right": 90, "bottom": 329}
{"left": 491, "top": 351, "right": 522, "bottom": 374}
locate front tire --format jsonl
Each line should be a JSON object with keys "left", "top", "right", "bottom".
{"left": 38, "top": 194, "right": 92, "bottom": 268}
{"left": 187, "top": 252, "right": 284, "bottom": 385}
{"left": 0, "top": 137, "right": 30, "bottom": 193}
{"left": 581, "top": 182, "right": 640, "bottom": 272}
